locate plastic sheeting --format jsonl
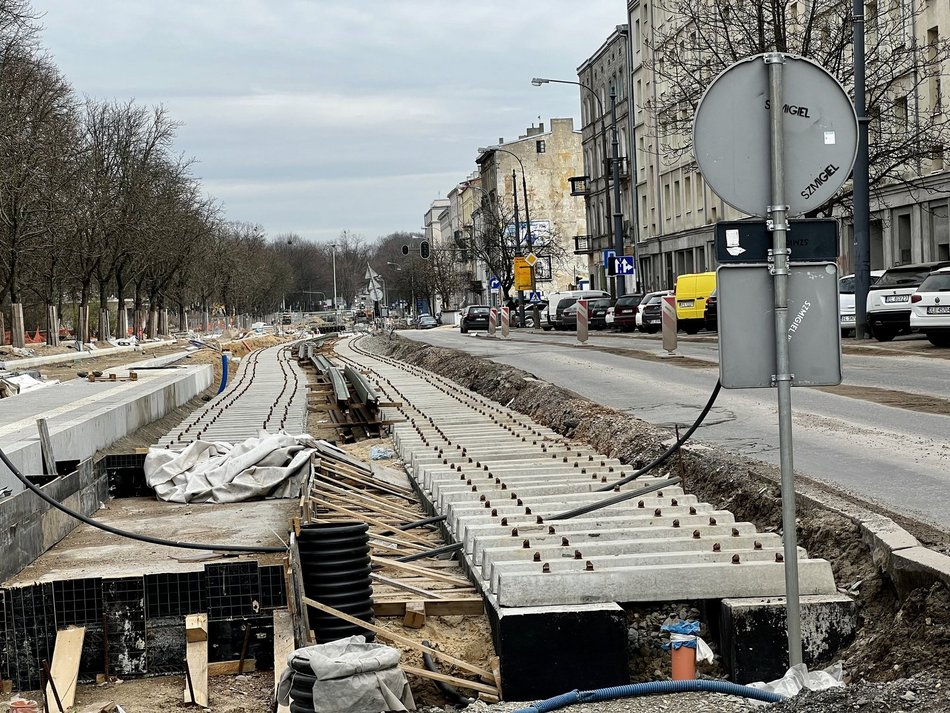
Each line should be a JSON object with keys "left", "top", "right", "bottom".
{"left": 144, "top": 432, "right": 316, "bottom": 503}
{"left": 277, "top": 636, "right": 415, "bottom": 713}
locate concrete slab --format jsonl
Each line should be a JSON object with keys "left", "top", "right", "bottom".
{"left": 890, "top": 546, "right": 950, "bottom": 599}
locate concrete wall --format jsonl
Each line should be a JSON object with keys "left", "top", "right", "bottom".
{"left": 0, "top": 458, "right": 108, "bottom": 582}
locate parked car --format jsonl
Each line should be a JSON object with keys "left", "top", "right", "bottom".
{"left": 459, "top": 305, "right": 490, "bottom": 333}
{"left": 637, "top": 291, "right": 673, "bottom": 333}
{"left": 674, "top": 272, "right": 717, "bottom": 334}
{"left": 704, "top": 288, "right": 718, "bottom": 332}
{"left": 910, "top": 266, "right": 950, "bottom": 347}
{"left": 415, "top": 314, "right": 439, "bottom": 329}
{"left": 867, "top": 261, "right": 950, "bottom": 341}
{"left": 839, "top": 270, "right": 885, "bottom": 335}
{"left": 542, "top": 290, "right": 610, "bottom": 330}
{"left": 560, "top": 301, "right": 579, "bottom": 329}
{"left": 588, "top": 297, "right": 615, "bottom": 329}
{"left": 612, "top": 293, "right": 644, "bottom": 332}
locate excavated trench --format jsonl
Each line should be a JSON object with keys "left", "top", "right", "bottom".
{"left": 362, "top": 333, "right": 950, "bottom": 685}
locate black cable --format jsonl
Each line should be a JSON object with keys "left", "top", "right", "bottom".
{"left": 422, "top": 640, "right": 474, "bottom": 707}
{"left": 0, "top": 447, "right": 286, "bottom": 554}
{"left": 396, "top": 542, "right": 463, "bottom": 562}
{"left": 595, "top": 379, "right": 722, "bottom": 492}
{"left": 551, "top": 477, "right": 681, "bottom": 521}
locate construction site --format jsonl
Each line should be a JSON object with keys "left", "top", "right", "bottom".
{"left": 1, "top": 327, "right": 949, "bottom": 713}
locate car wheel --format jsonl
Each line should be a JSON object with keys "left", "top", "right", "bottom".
{"left": 645, "top": 326, "right": 659, "bottom": 334}
{"left": 542, "top": 325, "right": 552, "bottom": 331}
{"left": 683, "top": 325, "right": 700, "bottom": 335}
{"left": 926, "top": 332, "right": 950, "bottom": 347}
{"left": 460, "top": 325, "right": 467, "bottom": 333}
{"left": 873, "top": 327, "right": 895, "bottom": 342}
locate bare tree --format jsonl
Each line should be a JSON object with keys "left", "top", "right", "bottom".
{"left": 465, "top": 197, "right": 521, "bottom": 299}
{"left": 649, "top": 0, "right": 950, "bottom": 214}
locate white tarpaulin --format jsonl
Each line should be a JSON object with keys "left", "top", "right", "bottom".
{"left": 277, "top": 636, "right": 415, "bottom": 713}
{"left": 144, "top": 432, "right": 316, "bottom": 503}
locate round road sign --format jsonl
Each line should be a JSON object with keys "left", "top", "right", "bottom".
{"left": 692, "top": 53, "right": 858, "bottom": 217}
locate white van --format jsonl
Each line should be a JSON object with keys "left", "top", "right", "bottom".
{"left": 542, "top": 290, "right": 611, "bottom": 330}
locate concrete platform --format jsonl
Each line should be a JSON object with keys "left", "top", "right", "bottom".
{"left": 4, "top": 496, "right": 292, "bottom": 586}
{"left": 0, "top": 363, "right": 212, "bottom": 494}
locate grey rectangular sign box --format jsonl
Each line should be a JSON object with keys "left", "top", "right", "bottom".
{"left": 716, "top": 220, "right": 838, "bottom": 264}
{"left": 717, "top": 263, "right": 842, "bottom": 388}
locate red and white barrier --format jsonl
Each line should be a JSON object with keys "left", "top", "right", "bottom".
{"left": 576, "top": 299, "right": 589, "bottom": 344}
{"left": 501, "top": 307, "right": 510, "bottom": 338}
{"left": 489, "top": 308, "right": 497, "bottom": 335}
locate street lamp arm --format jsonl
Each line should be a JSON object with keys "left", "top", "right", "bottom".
{"left": 532, "top": 77, "right": 604, "bottom": 116}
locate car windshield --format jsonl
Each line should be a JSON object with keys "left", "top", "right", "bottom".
{"left": 616, "top": 295, "right": 642, "bottom": 306}
{"left": 839, "top": 276, "right": 855, "bottom": 294}
{"left": 468, "top": 307, "right": 489, "bottom": 315}
{"left": 919, "top": 274, "right": 950, "bottom": 291}
{"left": 875, "top": 267, "right": 941, "bottom": 288}
{"left": 590, "top": 298, "right": 612, "bottom": 307}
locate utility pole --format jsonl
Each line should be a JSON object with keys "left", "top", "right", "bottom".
{"left": 852, "top": 0, "right": 871, "bottom": 339}
{"left": 610, "top": 87, "right": 625, "bottom": 298}
{"left": 512, "top": 169, "right": 522, "bottom": 314}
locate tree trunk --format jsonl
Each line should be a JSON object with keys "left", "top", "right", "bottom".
{"left": 97, "top": 282, "right": 111, "bottom": 340}
{"left": 46, "top": 304, "right": 60, "bottom": 347}
{"left": 79, "top": 281, "right": 91, "bottom": 343}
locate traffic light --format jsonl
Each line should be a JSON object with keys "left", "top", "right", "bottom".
{"left": 401, "top": 244, "right": 409, "bottom": 256}
{"left": 420, "top": 240, "right": 430, "bottom": 259}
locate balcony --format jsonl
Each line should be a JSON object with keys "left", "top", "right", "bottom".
{"left": 569, "top": 176, "right": 590, "bottom": 196}
{"left": 574, "top": 234, "right": 615, "bottom": 255}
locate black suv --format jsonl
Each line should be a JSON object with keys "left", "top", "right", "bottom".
{"left": 459, "top": 305, "right": 490, "bottom": 333}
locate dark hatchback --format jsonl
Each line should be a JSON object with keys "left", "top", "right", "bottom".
{"left": 639, "top": 296, "right": 663, "bottom": 333}
{"left": 704, "top": 289, "right": 718, "bottom": 332}
{"left": 612, "top": 294, "right": 643, "bottom": 331}
{"left": 460, "top": 305, "right": 490, "bottom": 333}
{"left": 588, "top": 298, "right": 615, "bottom": 329}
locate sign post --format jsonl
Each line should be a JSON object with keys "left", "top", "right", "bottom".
{"left": 693, "top": 52, "right": 858, "bottom": 667}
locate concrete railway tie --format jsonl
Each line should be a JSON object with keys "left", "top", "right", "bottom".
{"left": 337, "top": 336, "right": 838, "bottom": 609}
{"left": 156, "top": 342, "right": 308, "bottom": 449}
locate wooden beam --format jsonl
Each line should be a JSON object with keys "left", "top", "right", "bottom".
{"left": 36, "top": 418, "right": 57, "bottom": 476}
{"left": 371, "top": 557, "right": 472, "bottom": 588}
{"left": 308, "top": 499, "right": 434, "bottom": 546}
{"left": 183, "top": 613, "right": 209, "bottom": 707}
{"left": 287, "top": 536, "right": 312, "bottom": 646}
{"left": 301, "top": 596, "right": 494, "bottom": 683}
{"left": 372, "top": 598, "right": 485, "bottom": 617}
{"left": 400, "top": 665, "right": 498, "bottom": 696}
{"left": 185, "top": 614, "right": 208, "bottom": 643}
{"left": 273, "top": 610, "right": 295, "bottom": 713}
{"left": 402, "top": 602, "right": 426, "bottom": 629}
{"left": 370, "top": 573, "right": 446, "bottom": 600}
{"left": 46, "top": 626, "right": 85, "bottom": 711}
{"left": 207, "top": 659, "right": 257, "bottom": 676}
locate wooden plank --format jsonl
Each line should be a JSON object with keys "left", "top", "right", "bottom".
{"left": 400, "top": 665, "right": 497, "bottom": 696}
{"left": 309, "top": 499, "right": 434, "bottom": 546}
{"left": 207, "top": 659, "right": 257, "bottom": 676}
{"left": 36, "top": 418, "right": 57, "bottom": 476}
{"left": 183, "top": 614, "right": 208, "bottom": 707}
{"left": 302, "top": 596, "right": 494, "bottom": 683}
{"left": 371, "top": 557, "right": 472, "bottom": 588}
{"left": 490, "top": 655, "right": 503, "bottom": 701}
{"left": 45, "top": 625, "right": 85, "bottom": 710}
{"left": 273, "top": 610, "right": 295, "bottom": 713}
{"left": 186, "top": 614, "right": 208, "bottom": 643}
{"left": 372, "top": 598, "right": 485, "bottom": 617}
{"left": 316, "top": 480, "right": 420, "bottom": 520}
{"left": 371, "top": 573, "right": 446, "bottom": 600}
{"left": 402, "top": 602, "right": 426, "bottom": 629}
{"left": 287, "top": 535, "right": 312, "bottom": 646}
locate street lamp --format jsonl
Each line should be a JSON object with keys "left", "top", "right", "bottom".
{"left": 328, "top": 243, "right": 339, "bottom": 326}
{"left": 532, "top": 76, "right": 625, "bottom": 297}
{"left": 477, "top": 145, "right": 534, "bottom": 327}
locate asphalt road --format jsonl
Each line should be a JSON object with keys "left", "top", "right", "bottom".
{"left": 399, "top": 326, "right": 950, "bottom": 531}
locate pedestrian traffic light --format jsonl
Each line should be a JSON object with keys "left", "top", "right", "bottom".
{"left": 401, "top": 244, "right": 409, "bottom": 256}
{"left": 420, "top": 240, "right": 430, "bottom": 259}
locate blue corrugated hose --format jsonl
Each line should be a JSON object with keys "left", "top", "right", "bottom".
{"left": 513, "top": 679, "right": 783, "bottom": 713}
{"left": 216, "top": 353, "right": 229, "bottom": 394}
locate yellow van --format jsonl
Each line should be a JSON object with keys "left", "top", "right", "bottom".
{"left": 674, "top": 272, "right": 716, "bottom": 334}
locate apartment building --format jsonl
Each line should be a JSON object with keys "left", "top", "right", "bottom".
{"left": 622, "top": 0, "right": 950, "bottom": 290}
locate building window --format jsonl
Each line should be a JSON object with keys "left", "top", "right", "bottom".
{"left": 536, "top": 139, "right": 546, "bottom": 153}
{"left": 896, "top": 211, "right": 912, "bottom": 263}
{"left": 684, "top": 175, "right": 692, "bottom": 213}
{"left": 894, "top": 96, "right": 908, "bottom": 134}
{"left": 674, "top": 179, "right": 681, "bottom": 216}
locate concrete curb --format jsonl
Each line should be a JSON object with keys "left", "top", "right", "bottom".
{"left": 0, "top": 339, "right": 178, "bottom": 370}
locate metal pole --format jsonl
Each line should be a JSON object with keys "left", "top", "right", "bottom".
{"left": 621, "top": 25, "right": 642, "bottom": 293}
{"left": 512, "top": 169, "right": 522, "bottom": 311}
{"left": 610, "top": 87, "right": 625, "bottom": 298}
{"left": 766, "top": 52, "right": 803, "bottom": 668}
{"left": 520, "top": 167, "right": 532, "bottom": 329}
{"left": 852, "top": 0, "right": 871, "bottom": 339}
{"left": 330, "top": 244, "right": 339, "bottom": 325}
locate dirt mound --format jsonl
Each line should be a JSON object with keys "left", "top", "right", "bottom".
{"left": 363, "top": 334, "right": 950, "bottom": 685}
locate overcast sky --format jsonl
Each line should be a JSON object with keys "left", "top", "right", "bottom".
{"left": 32, "top": 1, "right": 625, "bottom": 244}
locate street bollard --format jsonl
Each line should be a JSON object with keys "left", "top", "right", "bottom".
{"left": 576, "top": 299, "right": 589, "bottom": 344}
{"left": 488, "top": 308, "right": 497, "bottom": 336}
{"left": 501, "top": 307, "right": 510, "bottom": 338}
{"left": 661, "top": 295, "right": 678, "bottom": 355}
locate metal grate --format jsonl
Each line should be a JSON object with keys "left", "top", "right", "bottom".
{"left": 53, "top": 578, "right": 103, "bottom": 627}
{"left": 258, "top": 565, "right": 287, "bottom": 610}
{"left": 0, "top": 589, "right": 10, "bottom": 683}
{"left": 206, "top": 562, "right": 260, "bottom": 620}
{"left": 103, "top": 577, "right": 147, "bottom": 677}
{"left": 145, "top": 572, "right": 206, "bottom": 618}
{"left": 8, "top": 583, "right": 57, "bottom": 690}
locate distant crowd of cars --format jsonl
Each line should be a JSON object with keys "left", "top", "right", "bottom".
{"left": 441, "top": 262, "right": 950, "bottom": 348}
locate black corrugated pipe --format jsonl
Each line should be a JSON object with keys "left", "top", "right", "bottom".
{"left": 422, "top": 640, "right": 474, "bottom": 707}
